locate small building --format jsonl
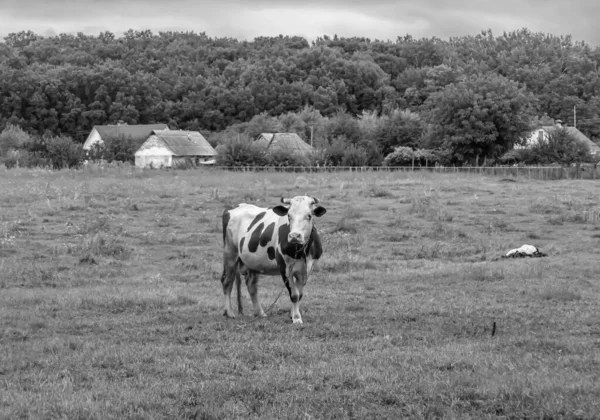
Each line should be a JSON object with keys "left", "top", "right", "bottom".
{"left": 134, "top": 130, "right": 218, "bottom": 168}
{"left": 83, "top": 123, "right": 169, "bottom": 150}
{"left": 520, "top": 121, "right": 600, "bottom": 156}
{"left": 255, "top": 132, "right": 315, "bottom": 155}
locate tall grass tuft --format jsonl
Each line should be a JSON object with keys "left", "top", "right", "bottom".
{"left": 77, "top": 233, "right": 131, "bottom": 260}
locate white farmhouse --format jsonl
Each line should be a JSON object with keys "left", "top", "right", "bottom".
{"left": 135, "top": 130, "right": 218, "bottom": 168}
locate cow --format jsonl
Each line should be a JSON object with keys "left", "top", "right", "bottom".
{"left": 220, "top": 196, "right": 326, "bottom": 324}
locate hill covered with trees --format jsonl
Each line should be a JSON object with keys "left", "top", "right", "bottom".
{"left": 1, "top": 28, "right": 599, "bottom": 166}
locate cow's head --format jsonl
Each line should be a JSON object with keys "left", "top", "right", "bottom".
{"left": 272, "top": 196, "right": 326, "bottom": 245}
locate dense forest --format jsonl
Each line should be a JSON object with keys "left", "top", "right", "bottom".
{"left": 1, "top": 28, "right": 599, "bottom": 165}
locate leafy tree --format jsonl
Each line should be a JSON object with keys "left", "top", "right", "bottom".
{"left": 325, "top": 110, "right": 362, "bottom": 146}
{"left": 421, "top": 73, "right": 537, "bottom": 163}
{"left": 92, "top": 134, "right": 140, "bottom": 163}
{"left": 383, "top": 146, "right": 415, "bottom": 166}
{"left": 375, "top": 109, "right": 425, "bottom": 155}
{"left": 243, "top": 112, "right": 282, "bottom": 140}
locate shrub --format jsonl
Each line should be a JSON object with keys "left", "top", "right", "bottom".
{"left": 531, "top": 127, "right": 593, "bottom": 164}
{"left": 16, "top": 150, "right": 50, "bottom": 168}
{"left": 341, "top": 145, "right": 369, "bottom": 167}
{"left": 306, "top": 149, "right": 328, "bottom": 167}
{"left": 412, "top": 148, "right": 452, "bottom": 166}
{"left": 215, "top": 134, "right": 269, "bottom": 166}
{"left": 0, "top": 124, "right": 31, "bottom": 156}
{"left": 45, "top": 135, "right": 84, "bottom": 169}
{"left": 98, "top": 134, "right": 139, "bottom": 163}
{"left": 322, "top": 137, "right": 347, "bottom": 166}
{"left": 365, "top": 145, "right": 384, "bottom": 166}
{"left": 266, "top": 149, "right": 310, "bottom": 167}
{"left": 383, "top": 146, "right": 415, "bottom": 166}
{"left": 3, "top": 150, "right": 19, "bottom": 169}
{"left": 499, "top": 148, "right": 536, "bottom": 165}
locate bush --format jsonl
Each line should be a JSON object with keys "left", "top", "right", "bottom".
{"left": 322, "top": 137, "right": 347, "bottom": 166}
{"left": 2, "top": 149, "right": 50, "bottom": 169}
{"left": 2, "top": 150, "right": 19, "bottom": 169}
{"left": 306, "top": 149, "right": 328, "bottom": 167}
{"left": 215, "top": 134, "right": 269, "bottom": 166}
{"left": 266, "top": 149, "right": 310, "bottom": 167}
{"left": 413, "top": 148, "right": 452, "bottom": 166}
{"left": 45, "top": 135, "right": 84, "bottom": 169}
{"left": 498, "top": 148, "right": 536, "bottom": 165}
{"left": 531, "top": 127, "right": 593, "bottom": 164}
{"left": 365, "top": 145, "right": 384, "bottom": 166}
{"left": 0, "top": 124, "right": 31, "bottom": 156}
{"left": 341, "top": 145, "right": 369, "bottom": 167}
{"left": 375, "top": 109, "right": 425, "bottom": 155}
{"left": 96, "top": 134, "right": 139, "bottom": 163}
{"left": 383, "top": 146, "right": 415, "bottom": 166}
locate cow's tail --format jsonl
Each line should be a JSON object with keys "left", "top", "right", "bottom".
{"left": 221, "top": 209, "right": 231, "bottom": 245}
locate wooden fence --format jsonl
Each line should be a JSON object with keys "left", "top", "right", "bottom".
{"left": 211, "top": 165, "right": 600, "bottom": 180}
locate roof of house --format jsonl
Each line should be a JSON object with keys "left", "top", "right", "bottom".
{"left": 541, "top": 125, "right": 600, "bottom": 154}
{"left": 95, "top": 124, "right": 169, "bottom": 140}
{"left": 255, "top": 132, "right": 314, "bottom": 153}
{"left": 146, "top": 130, "right": 218, "bottom": 156}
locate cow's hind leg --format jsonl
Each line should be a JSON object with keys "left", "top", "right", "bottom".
{"left": 235, "top": 266, "right": 244, "bottom": 316}
{"left": 246, "top": 271, "right": 266, "bottom": 317}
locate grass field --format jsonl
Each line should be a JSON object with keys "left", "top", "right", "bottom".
{"left": 1, "top": 166, "right": 600, "bottom": 419}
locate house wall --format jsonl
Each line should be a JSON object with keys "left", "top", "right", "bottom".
{"left": 135, "top": 135, "right": 174, "bottom": 168}
{"left": 83, "top": 129, "right": 102, "bottom": 150}
{"left": 135, "top": 153, "right": 172, "bottom": 168}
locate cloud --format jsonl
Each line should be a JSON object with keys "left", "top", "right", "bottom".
{"left": 0, "top": 0, "right": 598, "bottom": 45}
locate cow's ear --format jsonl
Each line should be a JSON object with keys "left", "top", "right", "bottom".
{"left": 313, "top": 206, "right": 327, "bottom": 217}
{"left": 272, "top": 205, "right": 289, "bottom": 216}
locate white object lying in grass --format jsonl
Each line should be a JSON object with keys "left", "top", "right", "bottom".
{"left": 503, "top": 244, "right": 547, "bottom": 258}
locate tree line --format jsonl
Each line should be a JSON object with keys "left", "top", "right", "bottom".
{"left": 1, "top": 28, "right": 599, "bottom": 166}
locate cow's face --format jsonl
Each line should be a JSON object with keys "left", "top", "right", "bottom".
{"left": 272, "top": 196, "right": 326, "bottom": 245}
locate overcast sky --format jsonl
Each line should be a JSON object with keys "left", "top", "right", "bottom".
{"left": 1, "top": 0, "right": 598, "bottom": 46}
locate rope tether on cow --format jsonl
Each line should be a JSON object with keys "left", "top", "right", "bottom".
{"left": 236, "top": 245, "right": 313, "bottom": 327}
{"left": 235, "top": 286, "right": 287, "bottom": 328}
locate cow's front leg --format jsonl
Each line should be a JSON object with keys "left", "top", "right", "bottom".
{"left": 284, "top": 261, "right": 307, "bottom": 324}
{"left": 290, "top": 293, "right": 303, "bottom": 324}
{"left": 288, "top": 273, "right": 305, "bottom": 324}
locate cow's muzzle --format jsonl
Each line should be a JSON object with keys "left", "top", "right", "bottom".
{"left": 288, "top": 232, "right": 304, "bottom": 244}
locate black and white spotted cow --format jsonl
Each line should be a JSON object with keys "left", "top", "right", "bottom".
{"left": 220, "top": 196, "right": 326, "bottom": 324}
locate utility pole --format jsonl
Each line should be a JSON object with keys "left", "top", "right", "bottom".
{"left": 574, "top": 106, "right": 577, "bottom": 128}
{"left": 310, "top": 125, "right": 314, "bottom": 147}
